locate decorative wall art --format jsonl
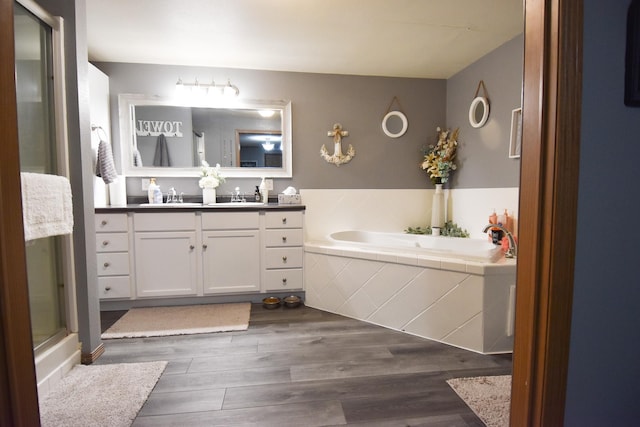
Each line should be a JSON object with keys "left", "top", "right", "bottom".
{"left": 381, "top": 96, "right": 408, "bottom": 138}
{"left": 469, "top": 80, "right": 490, "bottom": 128}
{"left": 320, "top": 123, "right": 355, "bottom": 166}
{"left": 625, "top": 0, "right": 640, "bottom": 106}
{"left": 509, "top": 107, "right": 522, "bottom": 158}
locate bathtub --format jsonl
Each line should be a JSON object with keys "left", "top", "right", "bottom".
{"left": 329, "top": 230, "right": 504, "bottom": 263}
{"left": 304, "top": 230, "right": 517, "bottom": 354}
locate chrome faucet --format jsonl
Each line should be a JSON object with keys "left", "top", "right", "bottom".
{"left": 482, "top": 224, "right": 517, "bottom": 258}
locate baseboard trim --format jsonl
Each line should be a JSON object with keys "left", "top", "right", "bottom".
{"left": 81, "top": 342, "right": 105, "bottom": 364}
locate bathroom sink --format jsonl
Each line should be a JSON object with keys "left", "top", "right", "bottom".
{"left": 138, "top": 203, "right": 202, "bottom": 207}
{"left": 211, "top": 202, "right": 265, "bottom": 207}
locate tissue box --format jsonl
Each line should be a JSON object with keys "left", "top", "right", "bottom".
{"left": 278, "top": 193, "right": 301, "bottom": 204}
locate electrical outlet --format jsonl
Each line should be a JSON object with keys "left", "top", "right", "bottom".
{"left": 141, "top": 178, "right": 150, "bottom": 191}
{"left": 265, "top": 179, "right": 273, "bottom": 191}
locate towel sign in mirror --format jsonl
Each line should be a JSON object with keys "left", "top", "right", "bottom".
{"left": 136, "top": 119, "right": 184, "bottom": 137}
{"left": 119, "top": 94, "right": 292, "bottom": 178}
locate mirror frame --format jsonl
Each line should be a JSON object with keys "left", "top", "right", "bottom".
{"left": 381, "top": 110, "right": 408, "bottom": 138}
{"left": 118, "top": 94, "right": 293, "bottom": 178}
{"left": 468, "top": 96, "right": 490, "bottom": 128}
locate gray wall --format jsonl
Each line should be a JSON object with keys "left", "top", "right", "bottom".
{"left": 96, "top": 35, "right": 523, "bottom": 196}
{"left": 564, "top": 0, "right": 640, "bottom": 424}
{"left": 446, "top": 34, "right": 523, "bottom": 188}
{"left": 95, "top": 62, "right": 447, "bottom": 195}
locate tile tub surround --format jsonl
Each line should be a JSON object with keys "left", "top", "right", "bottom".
{"left": 304, "top": 241, "right": 517, "bottom": 354}
{"left": 299, "top": 188, "right": 519, "bottom": 241}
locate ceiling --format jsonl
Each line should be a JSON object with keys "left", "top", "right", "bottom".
{"left": 85, "top": 0, "right": 523, "bottom": 80}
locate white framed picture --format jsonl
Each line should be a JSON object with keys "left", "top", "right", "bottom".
{"left": 509, "top": 107, "right": 522, "bottom": 158}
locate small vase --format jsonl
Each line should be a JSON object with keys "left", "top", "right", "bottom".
{"left": 202, "top": 188, "right": 216, "bottom": 204}
{"left": 431, "top": 183, "right": 445, "bottom": 235}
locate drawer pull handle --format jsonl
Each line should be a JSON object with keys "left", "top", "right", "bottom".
{"left": 282, "top": 217, "right": 287, "bottom": 224}
{"left": 105, "top": 287, "right": 111, "bottom": 291}
{"left": 103, "top": 262, "right": 110, "bottom": 268}
{"left": 202, "top": 244, "right": 208, "bottom": 249}
{"left": 282, "top": 256, "right": 288, "bottom": 263}
{"left": 282, "top": 236, "right": 287, "bottom": 243}
{"left": 102, "top": 240, "right": 109, "bottom": 246}
{"left": 282, "top": 278, "right": 287, "bottom": 285}
{"left": 189, "top": 245, "right": 195, "bottom": 250}
{"left": 101, "top": 220, "right": 107, "bottom": 226}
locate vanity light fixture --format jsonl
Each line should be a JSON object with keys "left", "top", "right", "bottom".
{"left": 175, "top": 78, "right": 240, "bottom": 97}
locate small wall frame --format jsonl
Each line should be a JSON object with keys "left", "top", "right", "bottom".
{"left": 381, "top": 96, "right": 408, "bottom": 138}
{"left": 509, "top": 107, "right": 522, "bottom": 158}
{"left": 625, "top": 0, "right": 640, "bottom": 106}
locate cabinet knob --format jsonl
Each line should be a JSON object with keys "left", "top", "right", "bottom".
{"left": 102, "top": 240, "right": 109, "bottom": 246}
{"left": 282, "top": 256, "right": 288, "bottom": 263}
{"left": 282, "top": 236, "right": 287, "bottom": 243}
{"left": 105, "top": 287, "right": 111, "bottom": 291}
{"left": 281, "top": 217, "right": 287, "bottom": 224}
{"left": 101, "top": 220, "right": 107, "bottom": 226}
{"left": 202, "top": 244, "right": 208, "bottom": 249}
{"left": 189, "top": 245, "right": 195, "bottom": 250}
{"left": 103, "top": 262, "right": 110, "bottom": 268}
{"left": 282, "top": 278, "right": 287, "bottom": 285}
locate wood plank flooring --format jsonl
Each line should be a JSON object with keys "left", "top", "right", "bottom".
{"left": 98, "top": 304, "right": 512, "bottom": 426}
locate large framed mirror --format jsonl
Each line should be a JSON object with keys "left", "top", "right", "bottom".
{"left": 118, "top": 94, "right": 292, "bottom": 178}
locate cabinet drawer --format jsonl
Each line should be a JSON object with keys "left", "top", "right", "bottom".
{"left": 96, "top": 252, "right": 130, "bottom": 276}
{"left": 265, "top": 247, "right": 303, "bottom": 269}
{"left": 264, "top": 269, "right": 303, "bottom": 291}
{"left": 265, "top": 211, "right": 303, "bottom": 229}
{"left": 96, "top": 232, "right": 129, "bottom": 253}
{"left": 201, "top": 211, "right": 260, "bottom": 230}
{"left": 95, "top": 213, "right": 128, "bottom": 232}
{"left": 264, "top": 229, "right": 303, "bottom": 247}
{"left": 98, "top": 276, "right": 131, "bottom": 299}
{"left": 134, "top": 212, "right": 196, "bottom": 231}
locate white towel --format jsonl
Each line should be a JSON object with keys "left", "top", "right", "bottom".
{"left": 21, "top": 172, "right": 74, "bottom": 241}
{"left": 133, "top": 147, "right": 143, "bottom": 167}
{"left": 96, "top": 139, "right": 118, "bottom": 184}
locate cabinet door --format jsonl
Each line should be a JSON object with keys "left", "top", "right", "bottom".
{"left": 134, "top": 231, "right": 198, "bottom": 297}
{"left": 202, "top": 230, "right": 260, "bottom": 294}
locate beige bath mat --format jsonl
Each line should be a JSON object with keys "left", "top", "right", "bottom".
{"left": 39, "top": 361, "right": 166, "bottom": 426}
{"left": 447, "top": 375, "right": 511, "bottom": 427}
{"left": 101, "top": 302, "right": 251, "bottom": 339}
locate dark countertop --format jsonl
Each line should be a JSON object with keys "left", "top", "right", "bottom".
{"left": 95, "top": 202, "right": 305, "bottom": 213}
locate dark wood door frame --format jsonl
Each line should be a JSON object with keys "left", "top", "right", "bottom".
{"left": 0, "top": 0, "right": 41, "bottom": 425}
{"left": 510, "top": 0, "right": 583, "bottom": 425}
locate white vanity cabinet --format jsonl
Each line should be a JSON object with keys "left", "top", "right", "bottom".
{"left": 133, "top": 212, "right": 199, "bottom": 298}
{"left": 201, "top": 212, "right": 261, "bottom": 294}
{"left": 95, "top": 213, "right": 131, "bottom": 299}
{"left": 263, "top": 211, "right": 304, "bottom": 291}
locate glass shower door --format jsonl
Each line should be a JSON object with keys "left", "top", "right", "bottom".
{"left": 14, "top": 2, "right": 66, "bottom": 350}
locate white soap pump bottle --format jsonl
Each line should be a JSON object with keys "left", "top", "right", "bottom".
{"left": 148, "top": 178, "right": 158, "bottom": 203}
{"left": 259, "top": 177, "right": 268, "bottom": 204}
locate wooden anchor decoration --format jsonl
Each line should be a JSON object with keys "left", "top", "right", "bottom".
{"left": 320, "top": 123, "right": 355, "bottom": 166}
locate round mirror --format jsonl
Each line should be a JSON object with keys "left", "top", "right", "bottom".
{"left": 469, "top": 96, "right": 490, "bottom": 128}
{"left": 382, "top": 111, "right": 408, "bottom": 138}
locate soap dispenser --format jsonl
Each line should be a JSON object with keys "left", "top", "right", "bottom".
{"left": 254, "top": 185, "right": 261, "bottom": 202}
{"left": 259, "top": 178, "right": 268, "bottom": 204}
{"left": 153, "top": 181, "right": 163, "bottom": 204}
{"left": 148, "top": 178, "right": 158, "bottom": 203}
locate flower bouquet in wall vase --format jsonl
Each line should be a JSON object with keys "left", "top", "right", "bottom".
{"left": 199, "top": 160, "right": 225, "bottom": 204}
{"left": 421, "top": 127, "right": 459, "bottom": 235}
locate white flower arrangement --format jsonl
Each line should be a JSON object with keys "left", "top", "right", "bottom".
{"left": 198, "top": 160, "right": 225, "bottom": 189}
